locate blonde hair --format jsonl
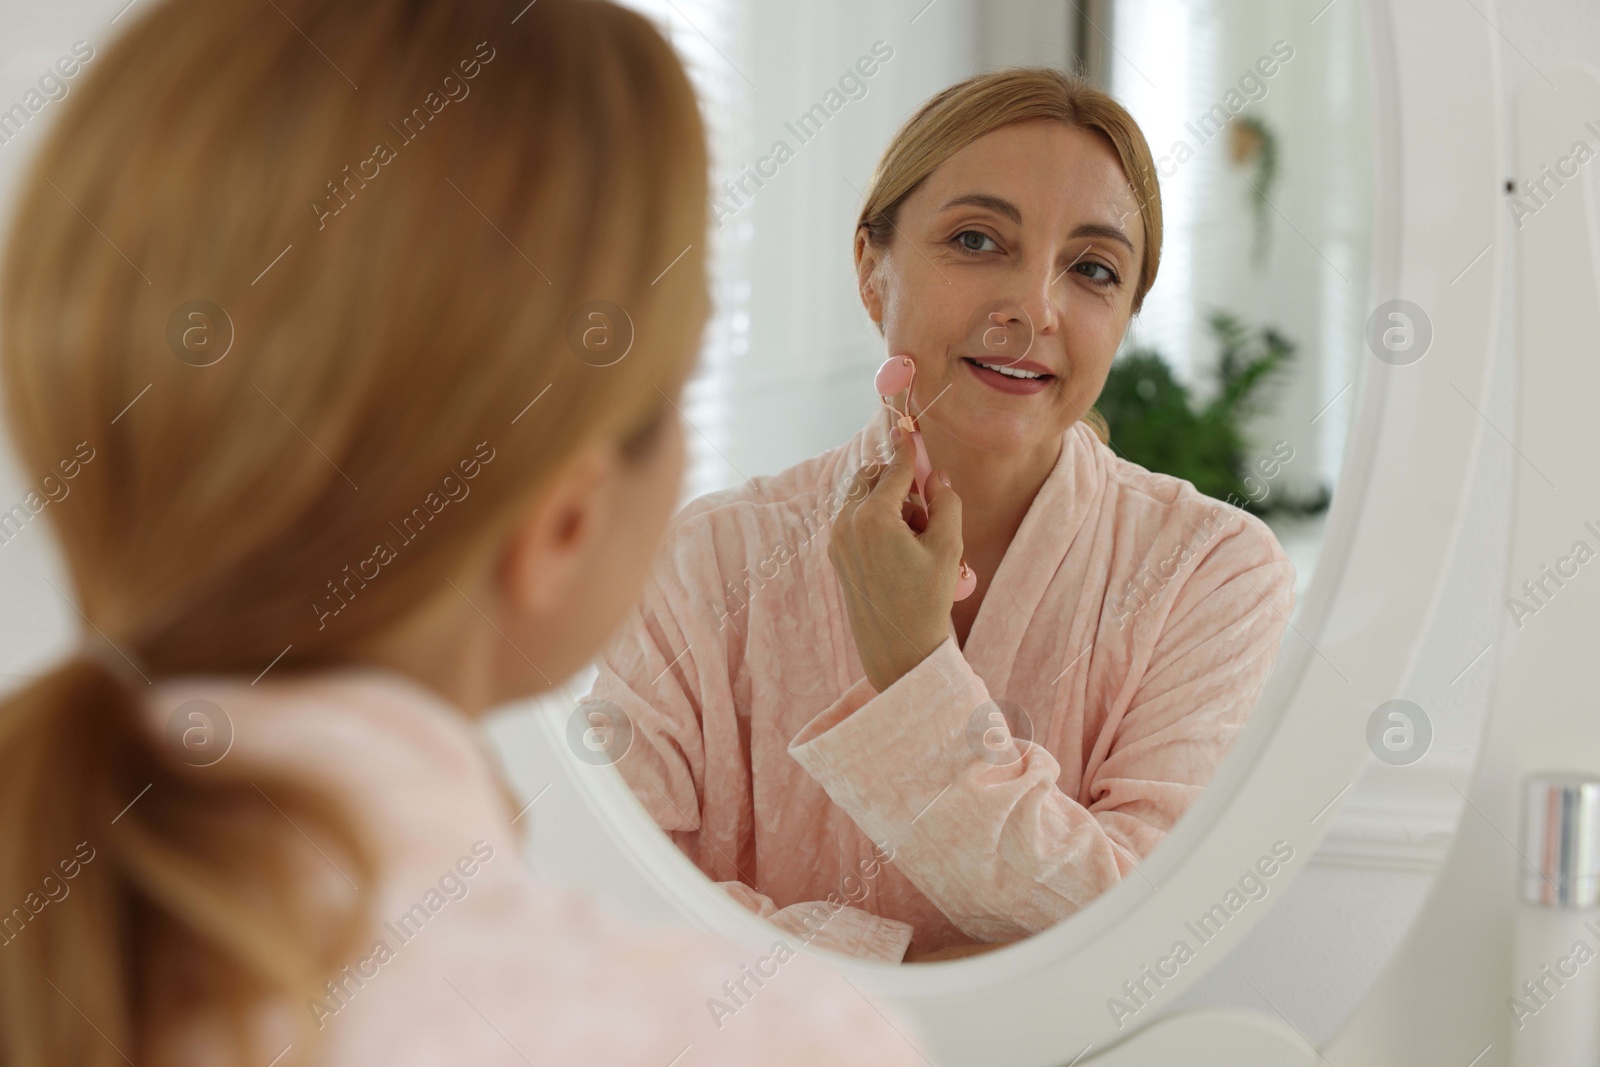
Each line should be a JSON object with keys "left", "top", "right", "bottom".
{"left": 856, "top": 66, "right": 1163, "bottom": 444}
{"left": 0, "top": 0, "right": 708, "bottom": 1063}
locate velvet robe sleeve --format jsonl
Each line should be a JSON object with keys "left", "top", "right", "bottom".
{"left": 588, "top": 541, "right": 915, "bottom": 962}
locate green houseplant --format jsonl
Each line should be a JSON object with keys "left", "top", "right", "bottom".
{"left": 1096, "top": 310, "right": 1331, "bottom": 518}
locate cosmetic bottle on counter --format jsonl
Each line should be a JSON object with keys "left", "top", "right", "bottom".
{"left": 1511, "top": 771, "right": 1600, "bottom": 1067}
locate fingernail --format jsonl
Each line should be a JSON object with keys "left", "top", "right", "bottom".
{"left": 937, "top": 470, "right": 951, "bottom": 487}
{"left": 891, "top": 426, "right": 901, "bottom": 443}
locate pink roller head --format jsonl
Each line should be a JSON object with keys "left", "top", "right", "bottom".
{"left": 954, "top": 559, "right": 978, "bottom": 601}
{"left": 875, "top": 355, "right": 915, "bottom": 397}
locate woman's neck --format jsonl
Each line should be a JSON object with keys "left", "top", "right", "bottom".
{"left": 350, "top": 581, "right": 503, "bottom": 720}
{"left": 918, "top": 419, "right": 1063, "bottom": 566}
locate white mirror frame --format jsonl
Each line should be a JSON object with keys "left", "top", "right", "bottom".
{"left": 500, "top": 0, "right": 1504, "bottom": 1062}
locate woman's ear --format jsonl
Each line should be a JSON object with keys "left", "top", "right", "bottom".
{"left": 854, "top": 228, "right": 885, "bottom": 329}
{"left": 497, "top": 441, "right": 616, "bottom": 617}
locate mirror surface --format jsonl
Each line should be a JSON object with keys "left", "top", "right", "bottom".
{"left": 533, "top": 0, "right": 1374, "bottom": 965}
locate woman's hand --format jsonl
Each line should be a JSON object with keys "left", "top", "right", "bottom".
{"left": 828, "top": 430, "right": 964, "bottom": 693}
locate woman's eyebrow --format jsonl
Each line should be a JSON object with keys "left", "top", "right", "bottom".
{"left": 1072, "top": 222, "right": 1136, "bottom": 255}
{"left": 939, "top": 193, "right": 1021, "bottom": 224}
{"left": 939, "top": 194, "right": 1135, "bottom": 257}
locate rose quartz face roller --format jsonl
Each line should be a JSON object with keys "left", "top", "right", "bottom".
{"left": 874, "top": 355, "right": 978, "bottom": 601}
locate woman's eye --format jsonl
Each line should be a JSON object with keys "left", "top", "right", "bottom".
{"left": 1076, "top": 261, "right": 1120, "bottom": 285}
{"left": 954, "top": 230, "right": 998, "bottom": 253}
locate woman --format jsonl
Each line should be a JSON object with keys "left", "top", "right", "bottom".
{"left": 0, "top": 1, "right": 927, "bottom": 1064}
{"left": 588, "top": 68, "right": 1297, "bottom": 963}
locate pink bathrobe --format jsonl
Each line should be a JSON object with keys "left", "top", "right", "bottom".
{"left": 588, "top": 406, "right": 1296, "bottom": 961}
{"left": 140, "top": 667, "right": 928, "bottom": 1066}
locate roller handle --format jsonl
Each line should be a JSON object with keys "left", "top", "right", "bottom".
{"left": 874, "top": 355, "right": 977, "bottom": 602}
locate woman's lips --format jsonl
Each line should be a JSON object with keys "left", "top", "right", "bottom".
{"left": 962, "top": 356, "right": 1054, "bottom": 395}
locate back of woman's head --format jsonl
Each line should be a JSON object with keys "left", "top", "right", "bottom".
{"left": 0, "top": 0, "right": 707, "bottom": 1062}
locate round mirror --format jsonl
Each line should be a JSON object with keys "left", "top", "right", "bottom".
{"left": 483, "top": 0, "right": 1504, "bottom": 1062}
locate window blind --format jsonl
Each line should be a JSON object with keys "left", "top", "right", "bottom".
{"left": 617, "top": 0, "right": 748, "bottom": 505}
{"left": 1109, "top": 0, "right": 1220, "bottom": 386}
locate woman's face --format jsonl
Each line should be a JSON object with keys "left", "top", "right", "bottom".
{"left": 855, "top": 120, "right": 1145, "bottom": 456}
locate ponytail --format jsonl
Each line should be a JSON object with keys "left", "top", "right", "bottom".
{"left": 0, "top": 655, "right": 375, "bottom": 1066}
{"left": 1082, "top": 405, "right": 1113, "bottom": 445}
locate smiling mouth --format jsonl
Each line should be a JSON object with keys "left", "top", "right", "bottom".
{"left": 961, "top": 356, "right": 1054, "bottom": 381}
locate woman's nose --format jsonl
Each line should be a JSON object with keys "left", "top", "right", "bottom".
{"left": 983, "top": 267, "right": 1062, "bottom": 354}
{"left": 1021, "top": 262, "right": 1064, "bottom": 335}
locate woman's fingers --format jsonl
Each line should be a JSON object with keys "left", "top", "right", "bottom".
{"left": 827, "top": 432, "right": 963, "bottom": 692}
{"left": 837, "top": 430, "right": 915, "bottom": 531}
{"left": 865, "top": 430, "right": 918, "bottom": 515}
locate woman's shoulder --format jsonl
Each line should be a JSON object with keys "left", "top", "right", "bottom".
{"left": 677, "top": 435, "right": 863, "bottom": 521}
{"left": 321, "top": 874, "right": 931, "bottom": 1066}
{"left": 141, "top": 668, "right": 927, "bottom": 1067}
{"left": 147, "top": 666, "right": 499, "bottom": 816}
{"left": 1080, "top": 428, "right": 1294, "bottom": 592}
{"left": 660, "top": 430, "right": 873, "bottom": 563}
